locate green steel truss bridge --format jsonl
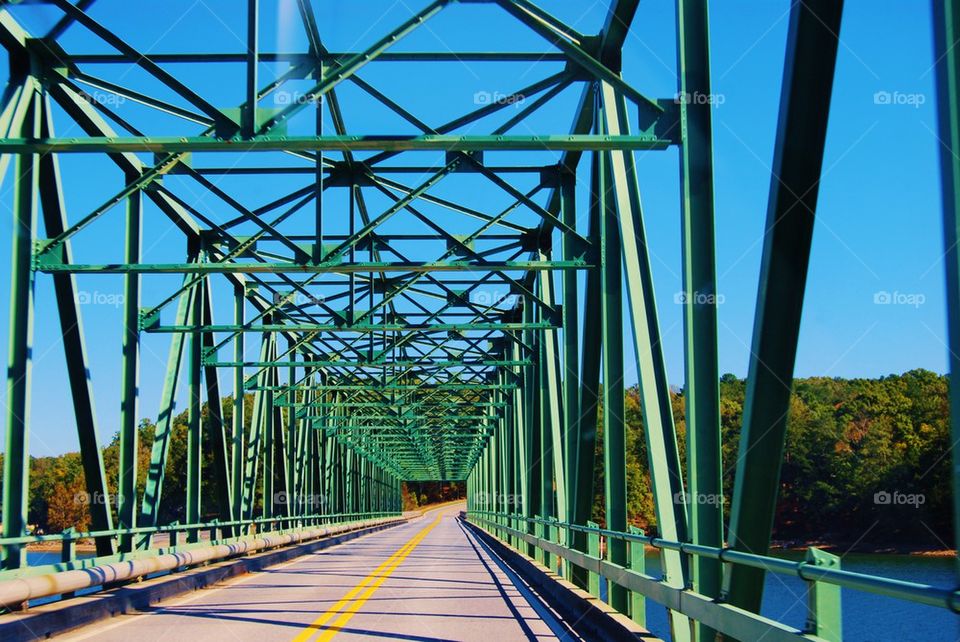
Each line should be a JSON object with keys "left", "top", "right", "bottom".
{"left": 0, "top": 1, "right": 956, "bottom": 641}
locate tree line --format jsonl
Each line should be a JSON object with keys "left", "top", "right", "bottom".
{"left": 601, "top": 369, "right": 952, "bottom": 550}
{"left": 1, "top": 369, "right": 952, "bottom": 549}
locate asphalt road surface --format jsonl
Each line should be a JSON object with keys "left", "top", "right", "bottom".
{"left": 61, "top": 504, "right": 583, "bottom": 642}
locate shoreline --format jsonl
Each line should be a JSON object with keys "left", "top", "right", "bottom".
{"left": 770, "top": 541, "right": 955, "bottom": 558}
{"left": 633, "top": 541, "right": 955, "bottom": 558}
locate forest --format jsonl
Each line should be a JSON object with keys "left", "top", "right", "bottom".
{"left": 2, "top": 369, "right": 952, "bottom": 551}
{"left": 607, "top": 369, "right": 952, "bottom": 550}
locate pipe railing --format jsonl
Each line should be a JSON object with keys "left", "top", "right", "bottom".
{"left": 0, "top": 512, "right": 404, "bottom": 608}
{"left": 468, "top": 510, "right": 960, "bottom": 642}
{"left": 0, "top": 510, "right": 401, "bottom": 582}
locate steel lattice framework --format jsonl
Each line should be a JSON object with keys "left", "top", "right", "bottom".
{"left": 0, "top": 1, "right": 958, "bottom": 641}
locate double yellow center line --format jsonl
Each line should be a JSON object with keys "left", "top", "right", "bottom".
{"left": 292, "top": 512, "right": 444, "bottom": 642}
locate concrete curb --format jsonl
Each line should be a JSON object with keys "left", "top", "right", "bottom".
{"left": 461, "top": 516, "right": 662, "bottom": 642}
{"left": 0, "top": 518, "right": 406, "bottom": 642}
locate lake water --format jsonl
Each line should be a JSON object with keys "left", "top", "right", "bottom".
{"left": 25, "top": 551, "right": 98, "bottom": 605}
{"left": 26, "top": 551, "right": 960, "bottom": 639}
{"left": 632, "top": 551, "right": 958, "bottom": 641}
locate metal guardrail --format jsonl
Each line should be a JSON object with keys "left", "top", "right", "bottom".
{"left": 0, "top": 513, "right": 404, "bottom": 608}
{"left": 468, "top": 511, "right": 960, "bottom": 642}
{"left": 0, "top": 511, "right": 401, "bottom": 582}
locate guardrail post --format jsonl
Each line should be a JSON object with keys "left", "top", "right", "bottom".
{"left": 587, "top": 520, "right": 601, "bottom": 598}
{"left": 168, "top": 522, "right": 179, "bottom": 549}
{"left": 545, "top": 517, "right": 557, "bottom": 574}
{"left": 539, "top": 517, "right": 548, "bottom": 570}
{"left": 804, "top": 547, "right": 842, "bottom": 642}
{"left": 534, "top": 517, "right": 544, "bottom": 564}
{"left": 628, "top": 526, "right": 645, "bottom": 626}
{"left": 60, "top": 528, "right": 76, "bottom": 564}
{"left": 60, "top": 527, "right": 77, "bottom": 599}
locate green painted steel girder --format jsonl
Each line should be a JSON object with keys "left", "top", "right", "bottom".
{"left": 0, "top": 134, "right": 673, "bottom": 153}
{"left": 144, "top": 322, "right": 556, "bottom": 334}
{"left": 203, "top": 359, "right": 529, "bottom": 368}
{"left": 34, "top": 259, "right": 589, "bottom": 274}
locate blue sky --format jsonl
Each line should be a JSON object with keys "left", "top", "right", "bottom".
{"left": 0, "top": 1, "right": 949, "bottom": 456}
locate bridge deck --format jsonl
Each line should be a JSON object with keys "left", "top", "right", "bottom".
{"left": 61, "top": 505, "right": 582, "bottom": 642}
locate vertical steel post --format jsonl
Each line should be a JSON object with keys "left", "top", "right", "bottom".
{"left": 499, "top": 387, "right": 512, "bottom": 532}
{"left": 141, "top": 269, "right": 196, "bottom": 534}
{"left": 232, "top": 286, "right": 245, "bottom": 523}
{"left": 931, "top": 0, "right": 960, "bottom": 586}
{"left": 560, "top": 170, "right": 580, "bottom": 582}
{"left": 202, "top": 281, "right": 232, "bottom": 529}
{"left": 523, "top": 299, "right": 542, "bottom": 561}
{"left": 242, "top": 332, "right": 271, "bottom": 521}
{"left": 512, "top": 337, "right": 530, "bottom": 551}
{"left": 118, "top": 170, "right": 142, "bottom": 553}
{"left": 243, "top": 0, "right": 258, "bottom": 137}
{"left": 1, "top": 84, "right": 37, "bottom": 570}
{"left": 287, "top": 350, "right": 297, "bottom": 521}
{"left": 186, "top": 277, "right": 203, "bottom": 543}
{"left": 677, "top": 2, "right": 722, "bottom": 638}
{"left": 539, "top": 255, "right": 567, "bottom": 530}
{"left": 586, "top": 520, "right": 601, "bottom": 598}
{"left": 601, "top": 82, "right": 691, "bottom": 638}
{"left": 597, "top": 140, "right": 628, "bottom": 613}
{"left": 346, "top": 446, "right": 354, "bottom": 514}
{"left": 628, "top": 526, "right": 646, "bottom": 627}
{"left": 570, "top": 146, "right": 603, "bottom": 589}
{"left": 263, "top": 330, "right": 276, "bottom": 524}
